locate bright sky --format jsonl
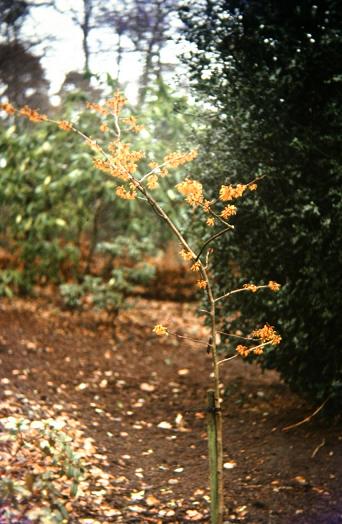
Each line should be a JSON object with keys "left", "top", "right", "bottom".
{"left": 23, "top": 0, "right": 184, "bottom": 102}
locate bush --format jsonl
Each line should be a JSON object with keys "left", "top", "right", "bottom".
{"left": 182, "top": 0, "right": 342, "bottom": 405}
{"left": 60, "top": 236, "right": 156, "bottom": 318}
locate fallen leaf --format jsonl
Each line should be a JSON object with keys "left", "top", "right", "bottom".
{"left": 76, "top": 383, "right": 88, "bottom": 391}
{"left": 224, "top": 461, "right": 237, "bottom": 469}
{"left": 140, "top": 382, "right": 156, "bottom": 392}
{"left": 158, "top": 421, "right": 172, "bottom": 430}
{"left": 186, "top": 509, "right": 204, "bottom": 520}
{"left": 145, "top": 495, "right": 160, "bottom": 507}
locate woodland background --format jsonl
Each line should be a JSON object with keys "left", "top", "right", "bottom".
{"left": 0, "top": 1, "right": 341, "bottom": 522}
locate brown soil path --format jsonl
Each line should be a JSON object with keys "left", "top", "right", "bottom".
{"left": 0, "top": 298, "right": 341, "bottom": 523}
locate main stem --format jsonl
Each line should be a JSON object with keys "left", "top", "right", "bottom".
{"left": 134, "top": 180, "right": 225, "bottom": 522}
{"left": 208, "top": 287, "right": 224, "bottom": 523}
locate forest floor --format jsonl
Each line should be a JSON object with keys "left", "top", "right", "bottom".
{"left": 0, "top": 297, "right": 341, "bottom": 523}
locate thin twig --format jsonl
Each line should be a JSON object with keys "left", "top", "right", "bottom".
{"left": 217, "top": 330, "right": 258, "bottom": 341}
{"left": 195, "top": 227, "right": 232, "bottom": 262}
{"left": 311, "top": 438, "right": 326, "bottom": 458}
{"left": 167, "top": 330, "right": 211, "bottom": 348}
{"left": 282, "top": 397, "right": 330, "bottom": 432}
{"left": 215, "top": 284, "right": 269, "bottom": 303}
{"left": 217, "top": 355, "right": 238, "bottom": 365}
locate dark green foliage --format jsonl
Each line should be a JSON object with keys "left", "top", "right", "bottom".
{"left": 182, "top": 0, "right": 342, "bottom": 404}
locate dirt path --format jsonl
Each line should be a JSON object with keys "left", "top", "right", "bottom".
{"left": 0, "top": 298, "right": 341, "bottom": 523}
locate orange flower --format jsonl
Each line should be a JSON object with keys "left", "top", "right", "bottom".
{"left": 147, "top": 174, "right": 159, "bottom": 190}
{"left": 58, "top": 120, "right": 73, "bottom": 131}
{"left": 243, "top": 283, "right": 258, "bottom": 292}
{"left": 251, "top": 324, "right": 281, "bottom": 345}
{"left": 164, "top": 149, "right": 197, "bottom": 168}
{"left": 268, "top": 281, "right": 280, "bottom": 291}
{"left": 100, "top": 123, "right": 109, "bottom": 133}
{"left": 105, "top": 91, "right": 127, "bottom": 115}
{"left": 179, "top": 249, "right": 194, "bottom": 261}
{"left": 190, "top": 261, "right": 201, "bottom": 272}
{"left": 20, "top": 106, "right": 47, "bottom": 122}
{"left": 202, "top": 200, "right": 212, "bottom": 213}
{"left": 196, "top": 280, "right": 207, "bottom": 289}
{"left": 116, "top": 185, "right": 136, "bottom": 200}
{"left": 220, "top": 205, "right": 237, "bottom": 220}
{"left": 0, "top": 103, "right": 15, "bottom": 115}
{"left": 206, "top": 217, "right": 215, "bottom": 227}
{"left": 107, "top": 141, "right": 144, "bottom": 180}
{"left": 236, "top": 345, "right": 250, "bottom": 357}
{"left": 122, "top": 116, "right": 144, "bottom": 133}
{"left": 86, "top": 102, "right": 109, "bottom": 116}
{"left": 176, "top": 179, "right": 203, "bottom": 207}
{"left": 219, "top": 184, "right": 246, "bottom": 201}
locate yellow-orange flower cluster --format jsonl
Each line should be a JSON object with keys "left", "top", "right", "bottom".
{"left": 147, "top": 174, "right": 159, "bottom": 190}
{"left": 100, "top": 123, "right": 109, "bottom": 133}
{"left": 0, "top": 103, "right": 15, "bottom": 115}
{"left": 95, "top": 141, "right": 144, "bottom": 181}
{"left": 196, "top": 280, "right": 207, "bottom": 289}
{"left": 93, "top": 158, "right": 112, "bottom": 173}
{"left": 236, "top": 344, "right": 264, "bottom": 358}
{"left": 164, "top": 149, "right": 197, "bottom": 168}
{"left": 243, "top": 283, "right": 258, "bottom": 292}
{"left": 122, "top": 115, "right": 144, "bottom": 133}
{"left": 251, "top": 324, "right": 282, "bottom": 345}
{"left": 116, "top": 185, "right": 137, "bottom": 200}
{"left": 220, "top": 205, "right": 237, "bottom": 220}
{"left": 236, "top": 344, "right": 250, "bottom": 357}
{"left": 206, "top": 217, "right": 215, "bottom": 227}
{"left": 179, "top": 249, "right": 194, "bottom": 261}
{"left": 202, "top": 200, "right": 212, "bottom": 213}
{"left": 268, "top": 281, "right": 281, "bottom": 291}
{"left": 219, "top": 182, "right": 258, "bottom": 201}
{"left": 58, "top": 120, "right": 73, "bottom": 131}
{"left": 105, "top": 91, "right": 127, "bottom": 115}
{"left": 153, "top": 324, "right": 168, "bottom": 336}
{"left": 219, "top": 184, "right": 247, "bottom": 201}
{"left": 86, "top": 102, "right": 109, "bottom": 117}
{"left": 176, "top": 179, "right": 203, "bottom": 207}
{"left": 190, "top": 261, "right": 201, "bottom": 272}
{"left": 19, "top": 106, "right": 47, "bottom": 122}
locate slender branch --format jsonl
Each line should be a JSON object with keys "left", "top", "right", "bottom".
{"left": 139, "top": 160, "right": 170, "bottom": 183}
{"left": 311, "top": 438, "right": 326, "bottom": 458}
{"left": 282, "top": 397, "right": 330, "bottom": 432}
{"left": 217, "top": 330, "right": 259, "bottom": 341}
{"left": 167, "top": 330, "right": 212, "bottom": 347}
{"left": 215, "top": 284, "right": 269, "bottom": 303}
{"left": 209, "top": 208, "right": 235, "bottom": 229}
{"left": 218, "top": 354, "right": 238, "bottom": 365}
{"left": 195, "top": 227, "right": 232, "bottom": 263}
{"left": 113, "top": 113, "right": 121, "bottom": 139}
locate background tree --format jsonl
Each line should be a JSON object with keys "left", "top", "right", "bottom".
{"left": 0, "top": 0, "right": 29, "bottom": 41}
{"left": 0, "top": 41, "right": 50, "bottom": 108}
{"left": 98, "top": 0, "right": 179, "bottom": 103}
{"left": 0, "top": 0, "right": 53, "bottom": 108}
{"left": 181, "top": 0, "right": 342, "bottom": 405}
